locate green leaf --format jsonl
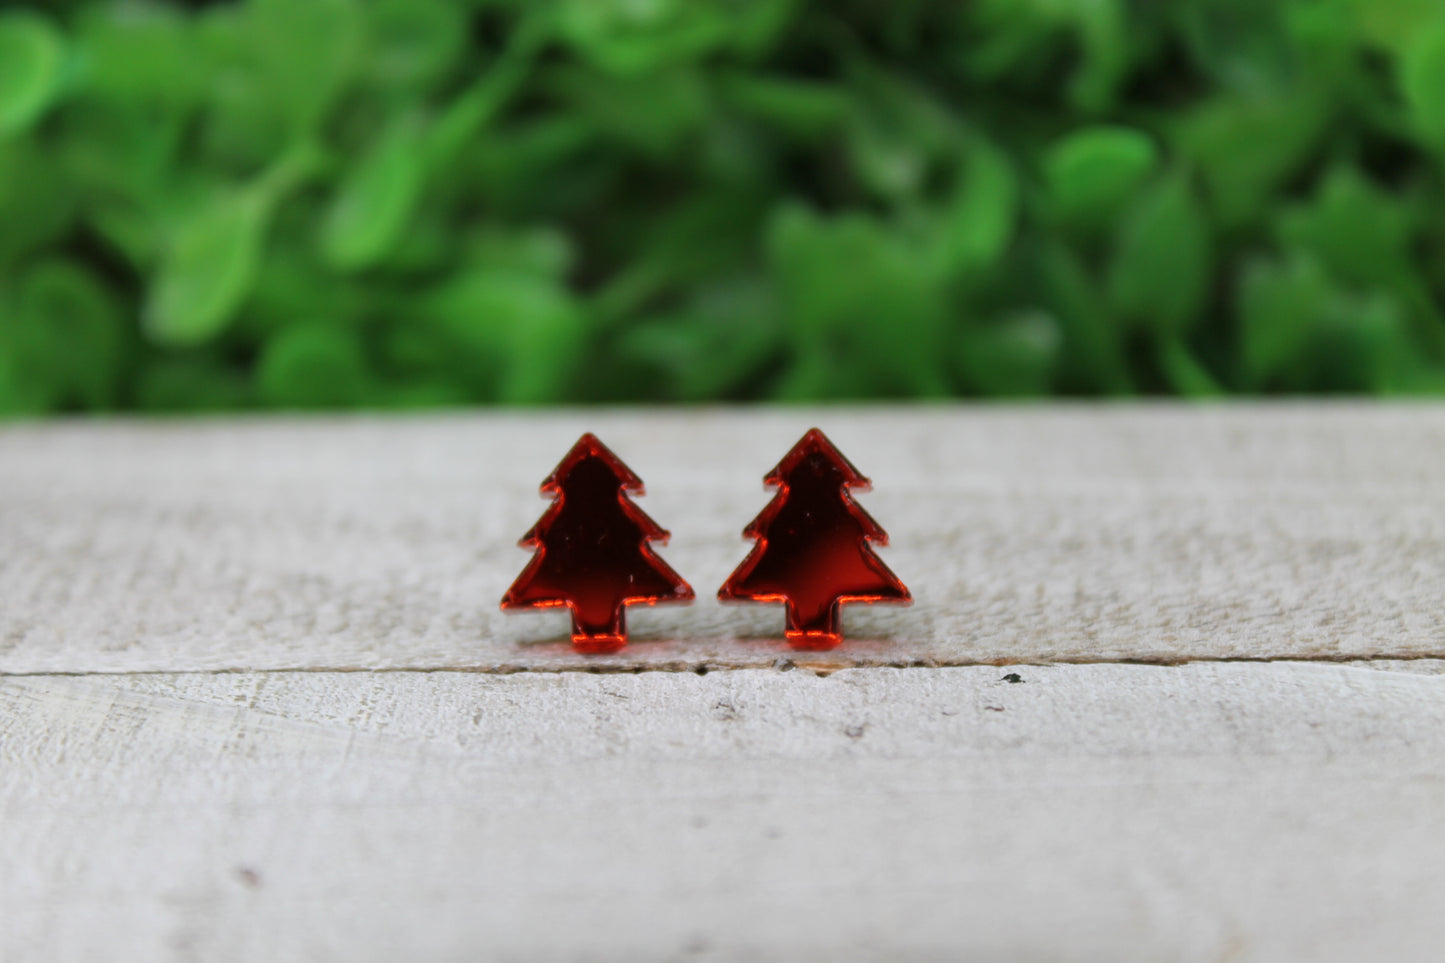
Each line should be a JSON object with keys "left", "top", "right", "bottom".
{"left": 322, "top": 120, "right": 427, "bottom": 271}
{"left": 556, "top": 0, "right": 732, "bottom": 75}
{"left": 192, "top": 5, "right": 290, "bottom": 164}
{"left": 955, "top": 311, "right": 1062, "bottom": 397}
{"left": 146, "top": 141, "right": 319, "bottom": 345}
{"left": 249, "top": 0, "right": 364, "bottom": 134}
{"left": 1180, "top": 92, "right": 1325, "bottom": 228}
{"left": 717, "top": 71, "right": 848, "bottom": 137}
{"left": 1158, "top": 339, "right": 1224, "bottom": 397}
{"left": 423, "top": 22, "right": 545, "bottom": 166}
{"left": 934, "top": 139, "right": 1018, "bottom": 274}
{"left": 1401, "top": 20, "right": 1445, "bottom": 151}
{"left": 1238, "top": 254, "right": 1414, "bottom": 391}
{"left": 0, "top": 136, "right": 73, "bottom": 264}
{"left": 366, "top": 0, "right": 468, "bottom": 91}
{"left": 18, "top": 260, "right": 126, "bottom": 409}
{"left": 767, "top": 204, "right": 950, "bottom": 397}
{"left": 0, "top": 260, "right": 124, "bottom": 413}
{"left": 1068, "top": 0, "right": 1130, "bottom": 111}
{"left": 423, "top": 272, "right": 588, "bottom": 404}
{"left": 57, "top": 100, "right": 182, "bottom": 205}
{"left": 1044, "top": 126, "right": 1158, "bottom": 227}
{"left": 137, "top": 358, "right": 252, "bottom": 412}
{"left": 847, "top": 113, "right": 927, "bottom": 200}
{"left": 257, "top": 323, "right": 369, "bottom": 408}
{"left": 76, "top": 4, "right": 204, "bottom": 107}
{"left": 1347, "top": 0, "right": 1443, "bottom": 52}
{"left": 87, "top": 198, "right": 160, "bottom": 271}
{"left": 248, "top": 240, "right": 367, "bottom": 338}
{"left": 1036, "top": 242, "right": 1133, "bottom": 395}
{"left": 728, "top": 0, "right": 797, "bottom": 59}
{"left": 1109, "top": 173, "right": 1211, "bottom": 335}
{"left": 546, "top": 64, "right": 708, "bottom": 158}
{"left": 147, "top": 190, "right": 269, "bottom": 346}
{"left": 966, "top": 0, "right": 1134, "bottom": 110}
{"left": 614, "top": 278, "right": 779, "bottom": 400}
{"left": 1240, "top": 254, "right": 1328, "bottom": 383}
{"left": 1277, "top": 165, "right": 1413, "bottom": 289}
{"left": 841, "top": 62, "right": 961, "bottom": 203}
{"left": 0, "top": 12, "right": 66, "bottom": 136}
{"left": 466, "top": 226, "right": 574, "bottom": 281}
{"left": 1174, "top": 0, "right": 1295, "bottom": 88}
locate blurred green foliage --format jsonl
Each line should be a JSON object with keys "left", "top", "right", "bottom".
{"left": 6, "top": 0, "right": 1445, "bottom": 411}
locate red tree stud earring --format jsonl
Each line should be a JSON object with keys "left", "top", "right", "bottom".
{"left": 502, "top": 433, "right": 694, "bottom": 653}
{"left": 718, "top": 428, "right": 911, "bottom": 650}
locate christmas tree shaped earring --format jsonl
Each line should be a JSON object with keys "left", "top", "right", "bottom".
{"left": 502, "top": 433, "right": 694, "bottom": 653}
{"left": 719, "top": 428, "right": 911, "bottom": 650}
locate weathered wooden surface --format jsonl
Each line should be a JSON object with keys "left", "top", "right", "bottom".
{"left": 2, "top": 405, "right": 1445, "bottom": 672}
{"left": 5, "top": 661, "right": 1445, "bottom": 962}
{"left": 4, "top": 406, "right": 1445, "bottom": 961}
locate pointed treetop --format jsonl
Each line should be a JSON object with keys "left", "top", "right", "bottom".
{"left": 522, "top": 432, "right": 665, "bottom": 547}
{"left": 744, "top": 427, "right": 888, "bottom": 544}
{"left": 763, "top": 428, "right": 872, "bottom": 490}
{"left": 541, "top": 432, "right": 644, "bottom": 494}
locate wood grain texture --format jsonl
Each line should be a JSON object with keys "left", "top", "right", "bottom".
{"left": 4, "top": 661, "right": 1445, "bottom": 962}
{"left": 3, "top": 404, "right": 1445, "bottom": 672}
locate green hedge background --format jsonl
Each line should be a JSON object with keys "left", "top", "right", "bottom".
{"left": 4, "top": 0, "right": 1445, "bottom": 411}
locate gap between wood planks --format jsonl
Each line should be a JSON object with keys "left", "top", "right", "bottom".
{"left": 4, "top": 651, "right": 1444, "bottom": 678}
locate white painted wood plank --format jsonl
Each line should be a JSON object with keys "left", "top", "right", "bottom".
{"left": 3, "top": 404, "right": 1445, "bottom": 672}
{"left": 3, "top": 661, "right": 1445, "bottom": 962}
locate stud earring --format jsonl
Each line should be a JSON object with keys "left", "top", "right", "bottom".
{"left": 502, "top": 433, "right": 694, "bottom": 653}
{"left": 718, "top": 428, "right": 910, "bottom": 650}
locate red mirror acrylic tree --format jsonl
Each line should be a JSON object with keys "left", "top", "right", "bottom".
{"left": 718, "top": 428, "right": 911, "bottom": 649}
{"left": 502, "top": 433, "right": 694, "bottom": 653}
